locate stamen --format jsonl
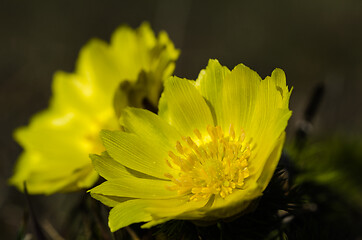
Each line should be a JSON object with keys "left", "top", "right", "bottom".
{"left": 239, "top": 129, "right": 246, "bottom": 142}
{"left": 168, "top": 151, "right": 181, "bottom": 166}
{"left": 165, "top": 159, "right": 174, "bottom": 169}
{"left": 176, "top": 141, "right": 184, "bottom": 155}
{"left": 165, "top": 125, "right": 251, "bottom": 201}
{"left": 229, "top": 124, "right": 235, "bottom": 140}
{"left": 194, "top": 129, "right": 202, "bottom": 140}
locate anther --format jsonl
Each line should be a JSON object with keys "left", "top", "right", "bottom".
{"left": 186, "top": 137, "right": 198, "bottom": 151}
{"left": 176, "top": 141, "right": 184, "bottom": 154}
{"left": 193, "top": 129, "right": 202, "bottom": 140}
{"left": 168, "top": 151, "right": 182, "bottom": 166}
{"left": 164, "top": 173, "right": 173, "bottom": 179}
{"left": 242, "top": 168, "right": 250, "bottom": 178}
{"left": 229, "top": 124, "right": 235, "bottom": 140}
{"left": 239, "top": 129, "right": 245, "bottom": 142}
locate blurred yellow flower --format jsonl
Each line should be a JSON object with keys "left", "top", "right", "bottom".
{"left": 10, "top": 23, "right": 179, "bottom": 194}
{"left": 90, "top": 59, "right": 292, "bottom": 231}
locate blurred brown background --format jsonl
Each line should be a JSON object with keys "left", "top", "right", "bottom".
{"left": 1, "top": 0, "right": 361, "bottom": 238}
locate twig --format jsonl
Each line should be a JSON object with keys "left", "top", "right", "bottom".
{"left": 125, "top": 226, "right": 140, "bottom": 240}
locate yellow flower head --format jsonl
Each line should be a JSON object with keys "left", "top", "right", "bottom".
{"left": 10, "top": 23, "right": 179, "bottom": 194}
{"left": 90, "top": 59, "right": 292, "bottom": 231}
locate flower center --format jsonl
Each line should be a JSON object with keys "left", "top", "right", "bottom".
{"left": 165, "top": 125, "right": 251, "bottom": 201}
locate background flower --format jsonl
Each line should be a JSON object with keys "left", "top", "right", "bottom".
{"left": 90, "top": 59, "right": 292, "bottom": 231}
{"left": 9, "top": 23, "right": 179, "bottom": 194}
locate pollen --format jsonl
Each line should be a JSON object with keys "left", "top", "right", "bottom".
{"left": 165, "top": 124, "right": 251, "bottom": 201}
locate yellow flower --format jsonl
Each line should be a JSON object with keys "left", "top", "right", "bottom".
{"left": 10, "top": 23, "right": 179, "bottom": 194}
{"left": 90, "top": 59, "right": 292, "bottom": 231}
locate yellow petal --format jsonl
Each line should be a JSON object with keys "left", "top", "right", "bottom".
{"left": 218, "top": 63, "right": 263, "bottom": 133}
{"left": 101, "top": 130, "right": 177, "bottom": 179}
{"left": 120, "top": 107, "right": 182, "bottom": 150}
{"left": 194, "top": 59, "right": 231, "bottom": 124}
{"left": 246, "top": 69, "right": 292, "bottom": 175}
{"left": 90, "top": 177, "right": 177, "bottom": 199}
{"left": 90, "top": 193, "right": 130, "bottom": 207}
{"left": 90, "top": 152, "right": 133, "bottom": 180}
{"left": 10, "top": 152, "right": 97, "bottom": 194}
{"left": 109, "top": 200, "right": 153, "bottom": 232}
{"left": 256, "top": 132, "right": 286, "bottom": 191}
{"left": 145, "top": 197, "right": 209, "bottom": 220}
{"left": 205, "top": 181, "right": 261, "bottom": 219}
{"left": 77, "top": 38, "right": 121, "bottom": 96}
{"left": 158, "top": 76, "right": 214, "bottom": 137}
